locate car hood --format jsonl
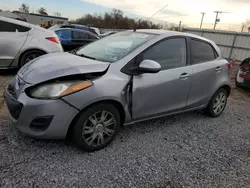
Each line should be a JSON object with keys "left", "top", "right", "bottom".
{"left": 18, "top": 52, "right": 110, "bottom": 84}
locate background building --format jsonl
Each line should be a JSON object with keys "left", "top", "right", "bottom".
{"left": 0, "top": 11, "right": 68, "bottom": 28}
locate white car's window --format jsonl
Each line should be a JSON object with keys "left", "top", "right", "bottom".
{"left": 0, "top": 20, "right": 30, "bottom": 32}
{"left": 75, "top": 31, "right": 156, "bottom": 62}
{"left": 191, "top": 39, "right": 217, "bottom": 64}
{"left": 143, "top": 38, "right": 187, "bottom": 70}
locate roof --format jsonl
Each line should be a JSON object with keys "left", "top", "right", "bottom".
{"left": 0, "top": 15, "right": 53, "bottom": 33}
{"left": 0, "top": 15, "right": 30, "bottom": 27}
{"left": 0, "top": 11, "right": 25, "bottom": 20}
{"left": 130, "top": 29, "right": 215, "bottom": 44}
{"left": 17, "top": 13, "right": 68, "bottom": 20}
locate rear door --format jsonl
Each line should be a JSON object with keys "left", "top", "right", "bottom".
{"left": 0, "top": 20, "right": 29, "bottom": 67}
{"left": 132, "top": 37, "right": 192, "bottom": 120}
{"left": 186, "top": 38, "right": 222, "bottom": 108}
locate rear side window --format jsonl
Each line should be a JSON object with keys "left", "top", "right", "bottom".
{"left": 56, "top": 30, "right": 72, "bottom": 41}
{"left": 191, "top": 39, "right": 218, "bottom": 64}
{"left": 72, "top": 31, "right": 88, "bottom": 40}
{"left": 0, "top": 20, "right": 30, "bottom": 32}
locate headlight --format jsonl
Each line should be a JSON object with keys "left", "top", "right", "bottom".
{"left": 28, "top": 80, "right": 93, "bottom": 99}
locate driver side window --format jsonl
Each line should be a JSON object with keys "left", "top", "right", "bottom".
{"left": 143, "top": 38, "right": 187, "bottom": 70}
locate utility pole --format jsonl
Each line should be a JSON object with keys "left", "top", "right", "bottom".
{"left": 179, "top": 21, "right": 182, "bottom": 30}
{"left": 200, "top": 12, "right": 205, "bottom": 29}
{"left": 241, "top": 23, "right": 245, "bottom": 32}
{"left": 213, "top": 11, "right": 222, "bottom": 30}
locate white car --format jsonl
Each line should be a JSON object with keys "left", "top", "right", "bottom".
{"left": 0, "top": 16, "right": 63, "bottom": 69}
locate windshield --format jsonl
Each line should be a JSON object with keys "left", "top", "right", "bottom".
{"left": 75, "top": 31, "right": 156, "bottom": 63}
{"left": 48, "top": 24, "right": 60, "bottom": 31}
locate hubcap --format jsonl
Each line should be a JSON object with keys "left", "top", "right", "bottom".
{"left": 82, "top": 111, "right": 116, "bottom": 147}
{"left": 213, "top": 92, "right": 226, "bottom": 115}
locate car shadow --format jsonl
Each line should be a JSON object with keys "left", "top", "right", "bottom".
{"left": 0, "top": 69, "right": 18, "bottom": 76}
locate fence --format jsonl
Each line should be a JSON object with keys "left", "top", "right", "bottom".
{"left": 184, "top": 28, "right": 250, "bottom": 63}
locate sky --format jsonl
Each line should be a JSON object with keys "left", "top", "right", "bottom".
{"left": 0, "top": 0, "right": 250, "bottom": 31}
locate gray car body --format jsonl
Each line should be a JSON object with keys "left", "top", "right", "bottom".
{"left": 5, "top": 29, "right": 231, "bottom": 139}
{"left": 0, "top": 16, "right": 63, "bottom": 69}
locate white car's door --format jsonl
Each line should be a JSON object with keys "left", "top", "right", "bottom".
{"left": 0, "top": 20, "right": 29, "bottom": 67}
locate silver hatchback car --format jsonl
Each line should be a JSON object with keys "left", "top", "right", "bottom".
{"left": 0, "top": 16, "right": 63, "bottom": 69}
{"left": 5, "top": 30, "right": 231, "bottom": 151}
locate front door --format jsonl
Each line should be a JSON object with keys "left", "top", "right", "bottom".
{"left": 132, "top": 37, "right": 192, "bottom": 120}
{"left": 0, "top": 20, "right": 29, "bottom": 67}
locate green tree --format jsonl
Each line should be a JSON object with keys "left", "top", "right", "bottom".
{"left": 19, "top": 3, "right": 29, "bottom": 13}
{"left": 72, "top": 9, "right": 162, "bottom": 30}
{"left": 37, "top": 7, "right": 48, "bottom": 15}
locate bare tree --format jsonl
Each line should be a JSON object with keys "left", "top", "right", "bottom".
{"left": 53, "top": 12, "right": 61, "bottom": 17}
{"left": 19, "top": 3, "right": 29, "bottom": 13}
{"left": 243, "top": 19, "right": 250, "bottom": 32}
{"left": 37, "top": 7, "right": 48, "bottom": 15}
{"left": 72, "top": 9, "right": 163, "bottom": 29}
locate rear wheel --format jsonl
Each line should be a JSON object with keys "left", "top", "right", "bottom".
{"left": 73, "top": 103, "right": 121, "bottom": 152}
{"left": 19, "top": 50, "right": 45, "bottom": 67}
{"left": 206, "top": 88, "right": 228, "bottom": 117}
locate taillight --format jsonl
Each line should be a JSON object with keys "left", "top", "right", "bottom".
{"left": 227, "top": 63, "right": 231, "bottom": 70}
{"left": 46, "top": 37, "right": 60, "bottom": 44}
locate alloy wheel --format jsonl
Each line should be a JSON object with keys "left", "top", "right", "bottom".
{"left": 213, "top": 92, "right": 226, "bottom": 115}
{"left": 82, "top": 110, "right": 116, "bottom": 147}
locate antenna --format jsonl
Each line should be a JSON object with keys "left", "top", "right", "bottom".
{"left": 147, "top": 4, "right": 168, "bottom": 21}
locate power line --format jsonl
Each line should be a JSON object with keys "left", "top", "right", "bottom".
{"left": 147, "top": 4, "right": 168, "bottom": 21}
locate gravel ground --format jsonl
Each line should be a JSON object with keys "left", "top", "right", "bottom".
{"left": 0, "top": 68, "right": 250, "bottom": 188}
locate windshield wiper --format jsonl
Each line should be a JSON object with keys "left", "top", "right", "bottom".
{"left": 77, "top": 54, "right": 96, "bottom": 60}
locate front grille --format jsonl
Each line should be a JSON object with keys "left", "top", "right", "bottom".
{"left": 7, "top": 84, "right": 17, "bottom": 99}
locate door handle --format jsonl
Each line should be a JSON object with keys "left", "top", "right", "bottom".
{"left": 180, "top": 73, "right": 191, "bottom": 79}
{"left": 215, "top": 67, "right": 222, "bottom": 71}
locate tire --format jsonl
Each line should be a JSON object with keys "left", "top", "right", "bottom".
{"left": 19, "top": 50, "right": 45, "bottom": 68}
{"left": 206, "top": 88, "right": 228, "bottom": 117}
{"left": 73, "top": 103, "right": 121, "bottom": 152}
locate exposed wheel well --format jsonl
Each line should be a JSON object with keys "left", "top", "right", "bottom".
{"left": 220, "top": 85, "right": 231, "bottom": 96}
{"left": 18, "top": 49, "right": 47, "bottom": 68}
{"left": 66, "top": 100, "right": 126, "bottom": 139}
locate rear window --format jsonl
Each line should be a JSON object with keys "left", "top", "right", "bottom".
{"left": 0, "top": 20, "right": 30, "bottom": 32}
{"left": 191, "top": 39, "right": 218, "bottom": 64}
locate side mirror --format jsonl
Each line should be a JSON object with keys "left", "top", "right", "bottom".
{"left": 137, "top": 59, "right": 161, "bottom": 74}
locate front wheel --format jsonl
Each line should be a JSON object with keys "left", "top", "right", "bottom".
{"left": 206, "top": 88, "right": 228, "bottom": 117}
{"left": 73, "top": 103, "right": 121, "bottom": 152}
